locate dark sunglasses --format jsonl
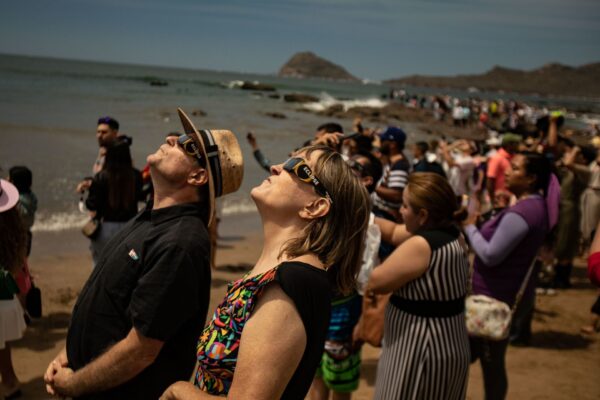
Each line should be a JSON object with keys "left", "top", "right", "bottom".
{"left": 347, "top": 159, "right": 365, "bottom": 176}
{"left": 168, "top": 133, "right": 203, "bottom": 165}
{"left": 283, "top": 157, "right": 333, "bottom": 204}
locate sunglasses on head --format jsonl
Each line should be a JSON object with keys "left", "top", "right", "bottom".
{"left": 283, "top": 157, "right": 333, "bottom": 204}
{"left": 168, "top": 133, "right": 203, "bottom": 165}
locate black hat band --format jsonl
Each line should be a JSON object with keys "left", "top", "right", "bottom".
{"left": 198, "top": 129, "right": 223, "bottom": 198}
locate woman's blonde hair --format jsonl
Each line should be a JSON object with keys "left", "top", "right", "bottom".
{"left": 406, "top": 172, "right": 467, "bottom": 227}
{"left": 281, "top": 145, "right": 371, "bottom": 295}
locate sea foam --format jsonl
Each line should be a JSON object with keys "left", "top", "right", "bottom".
{"left": 31, "top": 212, "right": 88, "bottom": 233}
{"left": 31, "top": 198, "right": 258, "bottom": 233}
{"left": 301, "top": 92, "right": 387, "bottom": 112}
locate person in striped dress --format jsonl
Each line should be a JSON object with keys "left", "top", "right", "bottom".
{"left": 368, "top": 172, "right": 470, "bottom": 400}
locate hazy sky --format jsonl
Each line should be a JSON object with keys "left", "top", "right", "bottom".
{"left": 1, "top": 0, "right": 599, "bottom": 80}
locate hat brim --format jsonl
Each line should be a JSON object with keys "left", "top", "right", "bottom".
{"left": 177, "top": 108, "right": 216, "bottom": 227}
{"left": 0, "top": 179, "right": 19, "bottom": 213}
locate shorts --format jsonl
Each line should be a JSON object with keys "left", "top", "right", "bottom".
{"left": 315, "top": 294, "right": 362, "bottom": 392}
{"left": 315, "top": 347, "right": 361, "bottom": 393}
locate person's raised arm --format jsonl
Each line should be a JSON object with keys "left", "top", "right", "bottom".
{"left": 564, "top": 146, "right": 591, "bottom": 180}
{"left": 463, "top": 212, "right": 529, "bottom": 267}
{"left": 375, "top": 217, "right": 411, "bottom": 246}
{"left": 246, "top": 132, "right": 272, "bottom": 172}
{"left": 375, "top": 185, "right": 403, "bottom": 204}
{"left": 439, "top": 141, "right": 457, "bottom": 168}
{"left": 367, "top": 235, "right": 431, "bottom": 294}
{"left": 46, "top": 328, "right": 163, "bottom": 397}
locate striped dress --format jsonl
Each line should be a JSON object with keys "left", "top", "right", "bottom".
{"left": 374, "top": 227, "right": 470, "bottom": 400}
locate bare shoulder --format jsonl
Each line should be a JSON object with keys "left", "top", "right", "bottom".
{"left": 228, "top": 282, "right": 306, "bottom": 399}
{"left": 248, "top": 282, "right": 305, "bottom": 334}
{"left": 402, "top": 235, "right": 431, "bottom": 253}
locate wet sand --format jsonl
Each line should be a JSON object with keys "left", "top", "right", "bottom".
{"left": 10, "top": 215, "right": 600, "bottom": 399}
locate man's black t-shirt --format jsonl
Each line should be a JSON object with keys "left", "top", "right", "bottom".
{"left": 67, "top": 203, "right": 211, "bottom": 399}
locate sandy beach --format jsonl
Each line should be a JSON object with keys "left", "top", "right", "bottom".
{"left": 8, "top": 210, "right": 599, "bottom": 399}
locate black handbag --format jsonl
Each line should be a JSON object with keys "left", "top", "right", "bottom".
{"left": 26, "top": 281, "right": 42, "bottom": 318}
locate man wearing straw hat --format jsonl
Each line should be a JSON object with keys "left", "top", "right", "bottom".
{"left": 44, "top": 109, "right": 244, "bottom": 399}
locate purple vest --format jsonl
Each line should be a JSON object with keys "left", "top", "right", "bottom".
{"left": 472, "top": 197, "right": 548, "bottom": 306}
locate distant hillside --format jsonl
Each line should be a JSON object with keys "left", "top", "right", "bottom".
{"left": 386, "top": 63, "right": 600, "bottom": 98}
{"left": 279, "top": 52, "right": 359, "bottom": 81}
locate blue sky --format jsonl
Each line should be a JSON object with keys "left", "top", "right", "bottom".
{"left": 1, "top": 0, "right": 599, "bottom": 80}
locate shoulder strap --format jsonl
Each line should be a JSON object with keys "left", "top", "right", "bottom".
{"left": 511, "top": 254, "right": 538, "bottom": 313}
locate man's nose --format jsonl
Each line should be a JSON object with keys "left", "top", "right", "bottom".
{"left": 165, "top": 136, "right": 178, "bottom": 146}
{"left": 270, "top": 164, "right": 283, "bottom": 176}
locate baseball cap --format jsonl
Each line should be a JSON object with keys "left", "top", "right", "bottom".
{"left": 379, "top": 126, "right": 406, "bottom": 146}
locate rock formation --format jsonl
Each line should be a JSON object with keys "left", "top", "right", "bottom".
{"left": 279, "top": 52, "right": 359, "bottom": 81}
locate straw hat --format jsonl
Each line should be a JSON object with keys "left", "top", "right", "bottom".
{"left": 177, "top": 108, "right": 244, "bottom": 227}
{"left": 0, "top": 179, "right": 19, "bottom": 213}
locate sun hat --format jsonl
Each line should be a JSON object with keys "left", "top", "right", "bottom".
{"left": 0, "top": 179, "right": 19, "bottom": 213}
{"left": 177, "top": 108, "right": 244, "bottom": 227}
{"left": 379, "top": 126, "right": 406, "bottom": 146}
{"left": 486, "top": 132, "right": 502, "bottom": 146}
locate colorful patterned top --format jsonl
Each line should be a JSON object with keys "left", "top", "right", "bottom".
{"left": 194, "top": 261, "right": 331, "bottom": 398}
{"left": 194, "top": 266, "right": 278, "bottom": 394}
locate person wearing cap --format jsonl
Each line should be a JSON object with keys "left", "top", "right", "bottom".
{"left": 371, "top": 126, "right": 410, "bottom": 259}
{"left": 44, "top": 109, "right": 243, "bottom": 399}
{"left": 0, "top": 179, "right": 28, "bottom": 399}
{"left": 160, "top": 145, "right": 370, "bottom": 400}
{"left": 486, "top": 133, "right": 521, "bottom": 206}
{"left": 485, "top": 134, "right": 501, "bottom": 157}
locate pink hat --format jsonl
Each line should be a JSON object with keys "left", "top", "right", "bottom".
{"left": 0, "top": 179, "right": 19, "bottom": 213}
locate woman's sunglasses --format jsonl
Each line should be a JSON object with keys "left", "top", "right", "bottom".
{"left": 168, "top": 133, "right": 203, "bottom": 165}
{"left": 283, "top": 157, "right": 333, "bottom": 204}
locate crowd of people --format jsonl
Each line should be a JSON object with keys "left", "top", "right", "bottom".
{"left": 0, "top": 101, "right": 599, "bottom": 400}
{"left": 245, "top": 111, "right": 599, "bottom": 399}
{"left": 389, "top": 89, "right": 600, "bottom": 140}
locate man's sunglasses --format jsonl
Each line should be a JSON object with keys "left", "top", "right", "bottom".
{"left": 168, "top": 133, "right": 203, "bottom": 165}
{"left": 283, "top": 157, "right": 333, "bottom": 204}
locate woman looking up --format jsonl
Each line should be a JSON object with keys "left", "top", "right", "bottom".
{"left": 369, "top": 172, "right": 471, "bottom": 400}
{"left": 161, "top": 145, "right": 371, "bottom": 400}
{"left": 464, "top": 152, "right": 558, "bottom": 400}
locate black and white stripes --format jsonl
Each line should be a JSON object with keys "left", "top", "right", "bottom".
{"left": 374, "top": 230, "right": 470, "bottom": 400}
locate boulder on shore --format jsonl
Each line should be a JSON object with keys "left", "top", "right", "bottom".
{"left": 239, "top": 81, "right": 276, "bottom": 91}
{"left": 283, "top": 93, "right": 319, "bottom": 103}
{"left": 264, "top": 112, "right": 287, "bottom": 119}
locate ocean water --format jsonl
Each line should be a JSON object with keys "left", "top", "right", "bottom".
{"left": 0, "top": 54, "right": 393, "bottom": 233}
{"left": 0, "top": 54, "right": 597, "bottom": 234}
